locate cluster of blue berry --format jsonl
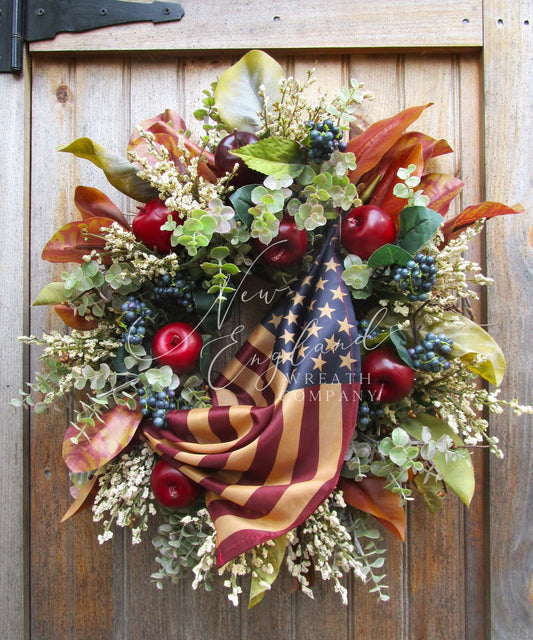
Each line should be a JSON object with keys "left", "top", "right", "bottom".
{"left": 408, "top": 332, "right": 453, "bottom": 372}
{"left": 358, "top": 318, "right": 381, "bottom": 341}
{"left": 138, "top": 386, "right": 178, "bottom": 428}
{"left": 357, "top": 398, "right": 385, "bottom": 430}
{"left": 153, "top": 273, "right": 194, "bottom": 312}
{"left": 119, "top": 297, "right": 153, "bottom": 345}
{"left": 306, "top": 119, "right": 347, "bottom": 163}
{"left": 393, "top": 254, "right": 438, "bottom": 302}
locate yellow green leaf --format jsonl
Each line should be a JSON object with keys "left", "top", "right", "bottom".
{"left": 215, "top": 50, "right": 283, "bottom": 133}
{"left": 413, "top": 474, "right": 445, "bottom": 514}
{"left": 32, "top": 282, "right": 66, "bottom": 305}
{"left": 426, "top": 311, "right": 506, "bottom": 386}
{"left": 248, "top": 534, "right": 286, "bottom": 609}
{"left": 401, "top": 413, "right": 475, "bottom": 506}
{"left": 58, "top": 138, "right": 157, "bottom": 202}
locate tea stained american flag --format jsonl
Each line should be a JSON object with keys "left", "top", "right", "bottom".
{"left": 144, "top": 220, "right": 361, "bottom": 567}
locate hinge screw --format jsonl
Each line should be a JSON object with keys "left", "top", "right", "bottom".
{"left": 100, "top": 8, "right": 108, "bottom": 15}
{"left": 163, "top": 7, "right": 171, "bottom": 14}
{"left": 36, "top": 8, "right": 45, "bottom": 15}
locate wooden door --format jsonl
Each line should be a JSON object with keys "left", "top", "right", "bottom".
{"left": 2, "top": 1, "right": 531, "bottom": 638}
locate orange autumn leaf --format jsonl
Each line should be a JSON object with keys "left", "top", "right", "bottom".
{"left": 338, "top": 476, "right": 406, "bottom": 541}
{"left": 60, "top": 472, "right": 100, "bottom": 522}
{"left": 63, "top": 404, "right": 143, "bottom": 473}
{"left": 41, "top": 217, "right": 115, "bottom": 263}
{"left": 347, "top": 104, "right": 432, "bottom": 183}
{"left": 419, "top": 173, "right": 465, "bottom": 215}
{"left": 74, "top": 186, "right": 130, "bottom": 230}
{"left": 441, "top": 201, "right": 525, "bottom": 242}
{"left": 54, "top": 304, "right": 98, "bottom": 330}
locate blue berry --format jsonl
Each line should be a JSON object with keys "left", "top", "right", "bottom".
{"left": 306, "top": 120, "right": 345, "bottom": 163}
{"left": 393, "top": 253, "right": 438, "bottom": 302}
{"left": 410, "top": 333, "right": 454, "bottom": 373}
{"left": 153, "top": 272, "right": 195, "bottom": 312}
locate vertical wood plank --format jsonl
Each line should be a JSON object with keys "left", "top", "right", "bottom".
{"left": 29, "top": 55, "right": 133, "bottom": 640}
{"left": 483, "top": 2, "right": 533, "bottom": 638}
{"left": 346, "top": 54, "right": 407, "bottom": 640}
{"left": 456, "top": 53, "right": 490, "bottom": 640}
{"left": 403, "top": 54, "right": 467, "bottom": 640}
{"left": 0, "top": 52, "right": 31, "bottom": 640}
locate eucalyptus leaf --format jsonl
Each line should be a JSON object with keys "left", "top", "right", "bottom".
{"left": 397, "top": 206, "right": 444, "bottom": 253}
{"left": 58, "top": 138, "right": 157, "bottom": 202}
{"left": 401, "top": 413, "right": 475, "bottom": 506}
{"left": 214, "top": 50, "right": 283, "bottom": 132}
{"left": 32, "top": 282, "right": 66, "bottom": 305}
{"left": 425, "top": 311, "right": 506, "bottom": 386}
{"left": 367, "top": 244, "right": 413, "bottom": 268}
{"left": 233, "top": 138, "right": 305, "bottom": 179}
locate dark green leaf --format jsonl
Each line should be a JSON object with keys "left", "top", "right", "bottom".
{"left": 193, "top": 288, "right": 233, "bottom": 333}
{"left": 389, "top": 325, "right": 414, "bottom": 367}
{"left": 367, "top": 244, "right": 412, "bottom": 268}
{"left": 397, "top": 206, "right": 443, "bottom": 253}
{"left": 229, "top": 185, "right": 256, "bottom": 228}
{"left": 199, "top": 336, "right": 212, "bottom": 381}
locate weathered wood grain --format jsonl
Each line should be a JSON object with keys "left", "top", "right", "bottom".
{"left": 0, "top": 51, "right": 30, "bottom": 640}
{"left": 29, "top": 0, "right": 483, "bottom": 53}
{"left": 483, "top": 3, "right": 533, "bottom": 639}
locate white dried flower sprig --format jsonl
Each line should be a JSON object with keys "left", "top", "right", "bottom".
{"left": 128, "top": 127, "right": 229, "bottom": 218}
{"left": 102, "top": 224, "right": 183, "bottom": 280}
{"left": 285, "top": 492, "right": 365, "bottom": 605}
{"left": 92, "top": 442, "right": 157, "bottom": 544}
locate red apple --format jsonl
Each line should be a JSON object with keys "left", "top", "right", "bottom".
{"left": 253, "top": 215, "right": 308, "bottom": 269}
{"left": 341, "top": 205, "right": 396, "bottom": 260}
{"left": 132, "top": 199, "right": 182, "bottom": 254}
{"left": 214, "top": 131, "right": 263, "bottom": 187}
{"left": 150, "top": 459, "right": 201, "bottom": 508}
{"left": 152, "top": 322, "right": 203, "bottom": 374}
{"left": 362, "top": 346, "right": 415, "bottom": 404}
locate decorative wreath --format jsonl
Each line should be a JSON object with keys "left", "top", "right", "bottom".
{"left": 14, "top": 50, "right": 531, "bottom": 608}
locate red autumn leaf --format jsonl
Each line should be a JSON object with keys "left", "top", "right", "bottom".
{"left": 60, "top": 472, "right": 100, "bottom": 522}
{"left": 381, "top": 131, "right": 453, "bottom": 164}
{"left": 41, "top": 217, "right": 115, "bottom": 263}
{"left": 63, "top": 404, "right": 143, "bottom": 473}
{"left": 347, "top": 104, "right": 432, "bottom": 183}
{"left": 368, "top": 143, "right": 425, "bottom": 228}
{"left": 419, "top": 173, "right": 465, "bottom": 215}
{"left": 54, "top": 304, "right": 99, "bottom": 330}
{"left": 74, "top": 186, "right": 130, "bottom": 230}
{"left": 441, "top": 201, "right": 525, "bottom": 242}
{"left": 338, "top": 476, "right": 406, "bottom": 541}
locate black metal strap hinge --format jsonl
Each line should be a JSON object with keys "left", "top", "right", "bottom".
{"left": 0, "top": 0, "right": 185, "bottom": 73}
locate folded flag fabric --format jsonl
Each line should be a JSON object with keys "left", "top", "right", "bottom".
{"left": 144, "top": 219, "right": 362, "bottom": 567}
